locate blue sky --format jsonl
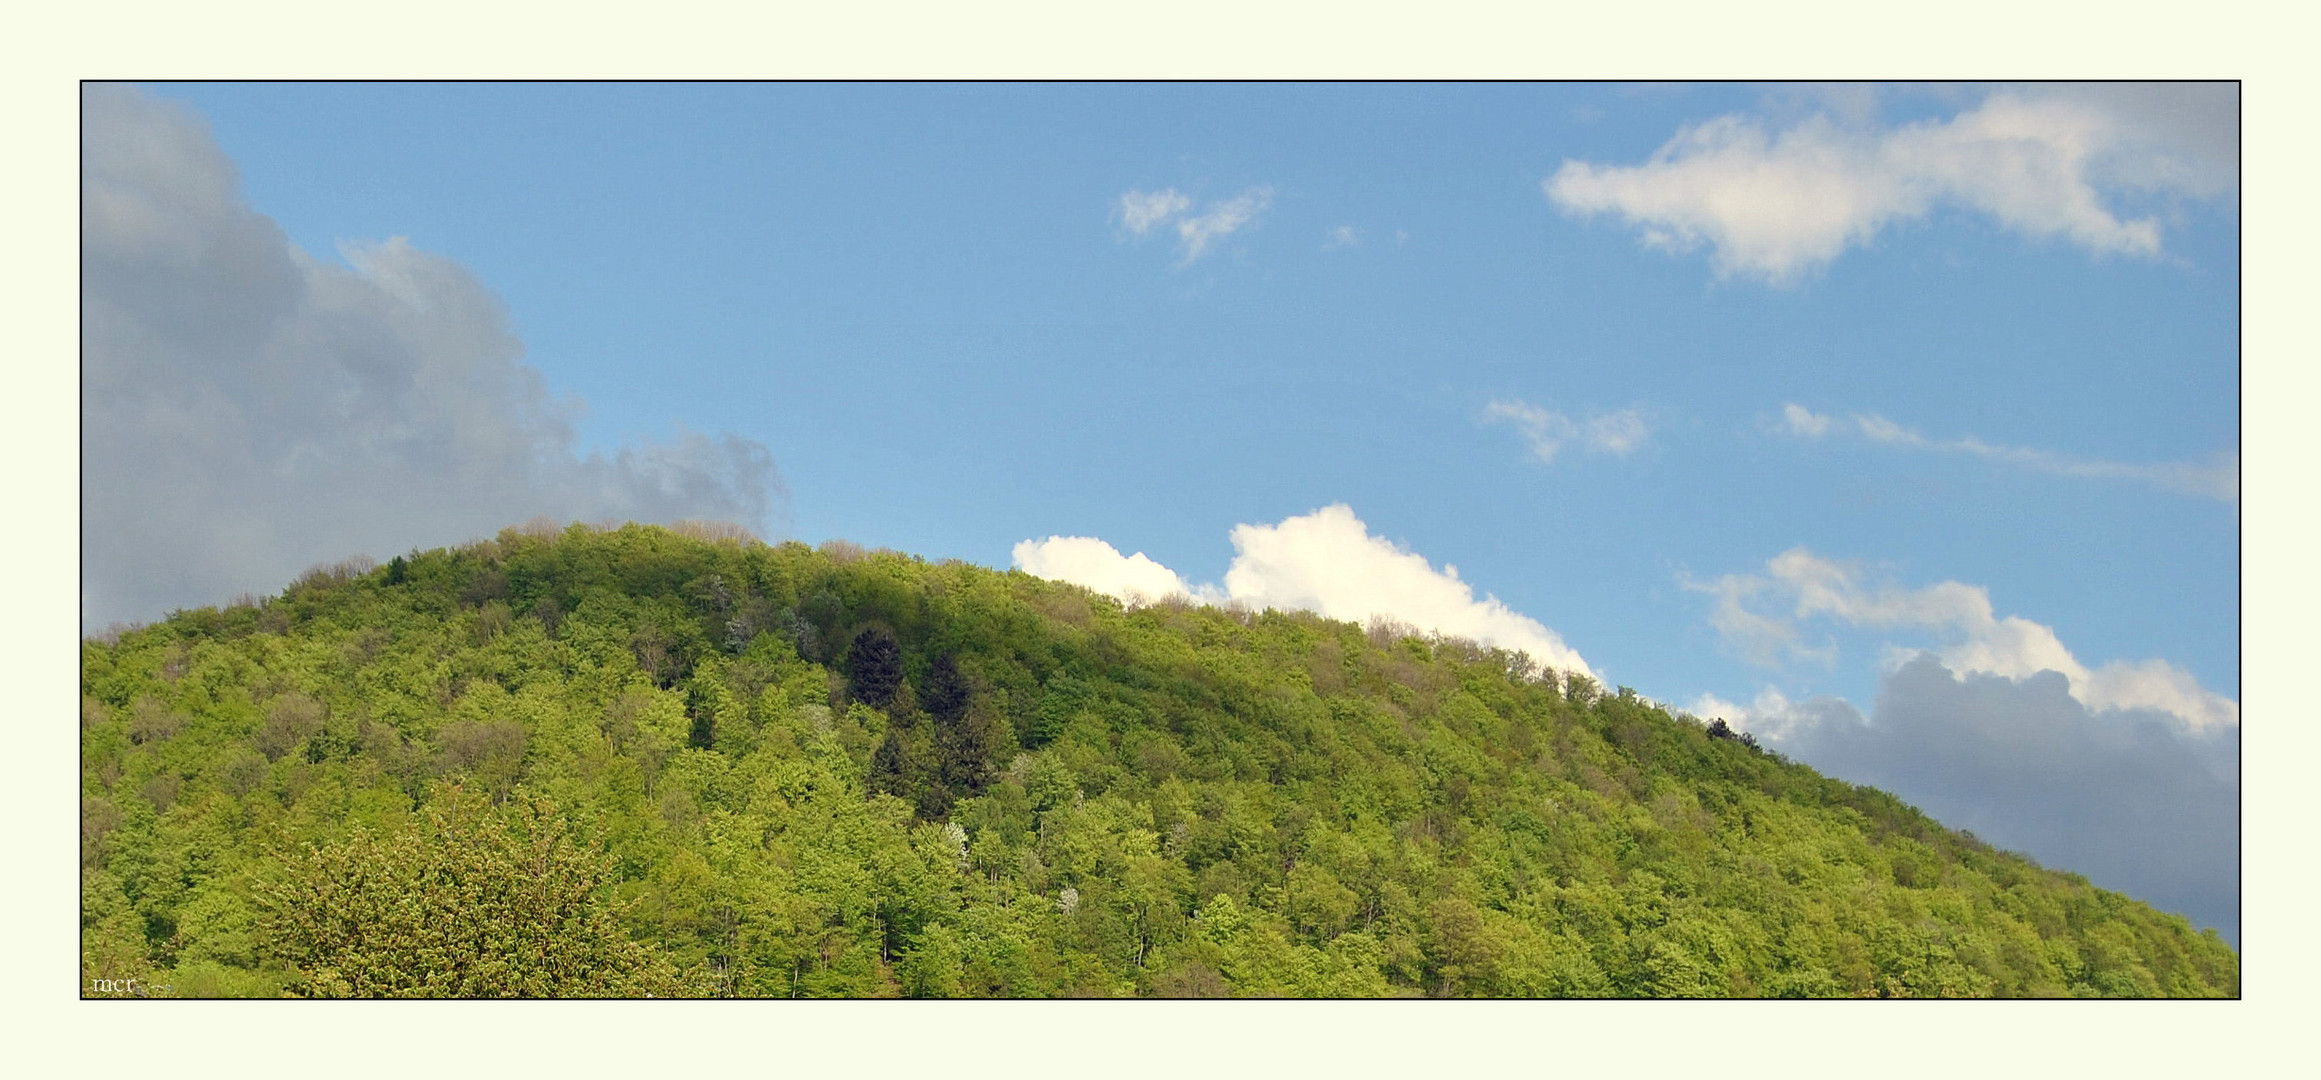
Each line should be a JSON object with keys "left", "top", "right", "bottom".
{"left": 85, "top": 81, "right": 2239, "bottom": 939}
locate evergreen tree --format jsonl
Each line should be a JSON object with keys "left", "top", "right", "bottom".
{"left": 847, "top": 625, "right": 905, "bottom": 709}
{"left": 868, "top": 729, "right": 913, "bottom": 799}
{"left": 938, "top": 710, "right": 1000, "bottom": 797}
{"left": 923, "top": 653, "right": 972, "bottom": 725}
{"left": 924, "top": 653, "right": 997, "bottom": 795}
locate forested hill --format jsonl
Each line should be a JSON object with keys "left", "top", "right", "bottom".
{"left": 80, "top": 522, "right": 2238, "bottom": 998}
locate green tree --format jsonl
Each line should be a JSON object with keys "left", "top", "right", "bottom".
{"left": 253, "top": 790, "right": 692, "bottom": 997}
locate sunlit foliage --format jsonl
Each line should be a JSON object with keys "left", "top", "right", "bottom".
{"left": 80, "top": 523, "right": 2237, "bottom": 997}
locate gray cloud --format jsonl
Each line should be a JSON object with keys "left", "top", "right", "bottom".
{"left": 2031, "top": 82, "right": 2238, "bottom": 196}
{"left": 82, "top": 85, "right": 784, "bottom": 630}
{"left": 1756, "top": 654, "right": 2237, "bottom": 944}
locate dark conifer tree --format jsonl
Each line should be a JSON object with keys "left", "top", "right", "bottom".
{"left": 915, "top": 780, "right": 954, "bottom": 821}
{"left": 923, "top": 654, "right": 996, "bottom": 796}
{"left": 938, "top": 715, "right": 999, "bottom": 796}
{"left": 868, "top": 729, "right": 912, "bottom": 799}
{"left": 847, "top": 626, "right": 905, "bottom": 709}
{"left": 922, "top": 654, "right": 972, "bottom": 726}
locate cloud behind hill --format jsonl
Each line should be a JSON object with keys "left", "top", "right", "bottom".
{"left": 81, "top": 85, "right": 783, "bottom": 630}
{"left": 1015, "top": 504, "right": 1594, "bottom": 678}
{"left": 1689, "top": 547, "right": 2236, "bottom": 732}
{"left": 1685, "top": 546, "right": 2239, "bottom": 942}
{"left": 1696, "top": 656, "right": 2238, "bottom": 944}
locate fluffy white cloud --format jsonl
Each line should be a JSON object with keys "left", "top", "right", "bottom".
{"left": 1546, "top": 86, "right": 2234, "bottom": 284}
{"left": 1014, "top": 504, "right": 1593, "bottom": 678}
{"left": 1219, "top": 506, "right": 1591, "bottom": 675}
{"left": 1684, "top": 685, "right": 1826, "bottom": 742}
{"left": 1324, "top": 224, "right": 1361, "bottom": 249}
{"left": 1009, "top": 535, "right": 1193, "bottom": 605}
{"left": 1114, "top": 185, "right": 1275, "bottom": 264}
{"left": 1697, "top": 656, "right": 2237, "bottom": 943}
{"left": 1484, "top": 399, "right": 1651, "bottom": 464}
{"left": 1781, "top": 403, "right": 2238, "bottom": 502}
{"left": 1693, "top": 547, "right": 2237, "bottom": 733}
{"left": 82, "top": 85, "right": 783, "bottom": 631}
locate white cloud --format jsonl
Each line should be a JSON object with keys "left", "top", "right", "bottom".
{"left": 1175, "top": 187, "right": 1275, "bottom": 264}
{"left": 1115, "top": 185, "right": 1277, "bottom": 265}
{"left": 1584, "top": 410, "right": 1651, "bottom": 454}
{"left": 1117, "top": 188, "right": 1191, "bottom": 236}
{"left": 1485, "top": 400, "right": 1572, "bottom": 462}
{"left": 1780, "top": 403, "right": 2238, "bottom": 502}
{"left": 1014, "top": 504, "right": 1593, "bottom": 678}
{"left": 82, "top": 85, "right": 783, "bottom": 630}
{"left": 1685, "top": 691, "right": 1742, "bottom": 723}
{"left": 1219, "top": 506, "right": 1591, "bottom": 675}
{"left": 1687, "top": 571, "right": 1833, "bottom": 669}
{"left": 1684, "top": 686, "right": 1815, "bottom": 741}
{"left": 1484, "top": 399, "right": 1650, "bottom": 463}
{"left": 1545, "top": 86, "right": 2233, "bottom": 284}
{"left": 1009, "top": 535, "right": 1193, "bottom": 605}
{"left": 1780, "top": 403, "right": 1832, "bottom": 437}
{"left": 1693, "top": 547, "right": 2237, "bottom": 733}
{"left": 1324, "top": 224, "right": 1360, "bottom": 249}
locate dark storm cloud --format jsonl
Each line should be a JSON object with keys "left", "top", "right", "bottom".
{"left": 82, "top": 85, "right": 784, "bottom": 629}
{"left": 1771, "top": 654, "right": 2238, "bottom": 944}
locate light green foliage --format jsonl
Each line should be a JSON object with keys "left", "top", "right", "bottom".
{"left": 79, "top": 523, "right": 2237, "bottom": 997}
{"left": 251, "top": 789, "right": 691, "bottom": 998}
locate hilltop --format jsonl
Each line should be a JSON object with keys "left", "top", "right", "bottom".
{"left": 80, "top": 522, "right": 2238, "bottom": 997}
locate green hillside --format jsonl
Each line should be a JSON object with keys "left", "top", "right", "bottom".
{"left": 79, "top": 522, "right": 2237, "bottom": 997}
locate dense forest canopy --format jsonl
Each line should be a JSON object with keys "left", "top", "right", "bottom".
{"left": 80, "top": 521, "right": 2237, "bottom": 997}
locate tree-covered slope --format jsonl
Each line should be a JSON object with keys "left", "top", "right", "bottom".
{"left": 80, "top": 522, "right": 2238, "bottom": 997}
